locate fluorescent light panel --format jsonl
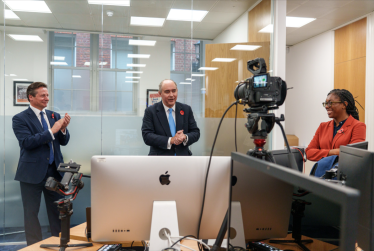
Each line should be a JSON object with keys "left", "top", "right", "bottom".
{"left": 8, "top": 34, "right": 43, "bottom": 42}
{"left": 4, "top": 1, "right": 51, "bottom": 13}
{"left": 259, "top": 24, "right": 273, "bottom": 33}
{"left": 13, "top": 79, "right": 28, "bottom": 81}
{"left": 87, "top": 0, "right": 130, "bottom": 6}
{"left": 128, "top": 54, "right": 150, "bottom": 58}
{"left": 180, "top": 82, "right": 191, "bottom": 85}
{"left": 186, "top": 78, "right": 195, "bottom": 81}
{"left": 125, "top": 81, "right": 139, "bottom": 83}
{"left": 10, "top": 74, "right": 16, "bottom": 76}
{"left": 72, "top": 75, "right": 81, "bottom": 78}
{"left": 50, "top": 62, "right": 67, "bottom": 65}
{"left": 191, "top": 74, "right": 205, "bottom": 77}
{"left": 130, "top": 16, "right": 165, "bottom": 27}
{"left": 129, "top": 40, "right": 156, "bottom": 46}
{"left": 167, "top": 9, "right": 208, "bottom": 22}
{"left": 127, "top": 64, "right": 146, "bottom": 67}
{"left": 230, "top": 45, "right": 261, "bottom": 51}
{"left": 198, "top": 67, "right": 218, "bottom": 71}
{"left": 4, "top": 9, "right": 20, "bottom": 19}
{"left": 54, "top": 56, "right": 65, "bottom": 61}
{"left": 212, "top": 58, "right": 236, "bottom": 62}
{"left": 126, "top": 76, "right": 141, "bottom": 79}
{"left": 286, "top": 16, "right": 316, "bottom": 27}
{"left": 126, "top": 71, "right": 143, "bottom": 74}
{"left": 84, "top": 62, "right": 90, "bottom": 66}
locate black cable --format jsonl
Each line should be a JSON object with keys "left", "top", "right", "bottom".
{"left": 131, "top": 241, "right": 134, "bottom": 248}
{"left": 235, "top": 103, "right": 238, "bottom": 152}
{"left": 170, "top": 235, "right": 197, "bottom": 248}
{"left": 197, "top": 101, "right": 238, "bottom": 251}
{"left": 85, "top": 226, "right": 89, "bottom": 242}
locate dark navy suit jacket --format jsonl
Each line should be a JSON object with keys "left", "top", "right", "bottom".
{"left": 141, "top": 101, "right": 200, "bottom": 156}
{"left": 12, "top": 107, "right": 70, "bottom": 184}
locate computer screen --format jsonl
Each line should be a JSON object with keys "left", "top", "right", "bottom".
{"left": 346, "top": 141, "right": 368, "bottom": 150}
{"left": 230, "top": 152, "right": 360, "bottom": 251}
{"left": 271, "top": 148, "right": 305, "bottom": 172}
{"left": 338, "top": 146, "right": 373, "bottom": 251}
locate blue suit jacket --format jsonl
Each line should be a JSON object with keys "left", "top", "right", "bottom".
{"left": 141, "top": 101, "right": 200, "bottom": 156}
{"left": 12, "top": 107, "right": 70, "bottom": 184}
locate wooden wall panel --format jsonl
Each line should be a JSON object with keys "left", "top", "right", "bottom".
{"left": 248, "top": 0, "right": 271, "bottom": 43}
{"left": 334, "top": 58, "right": 366, "bottom": 122}
{"left": 205, "top": 42, "right": 270, "bottom": 118}
{"left": 335, "top": 18, "right": 367, "bottom": 64}
{"left": 334, "top": 18, "right": 366, "bottom": 123}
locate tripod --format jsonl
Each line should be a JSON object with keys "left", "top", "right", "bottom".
{"left": 270, "top": 199, "right": 313, "bottom": 251}
{"left": 209, "top": 109, "right": 299, "bottom": 251}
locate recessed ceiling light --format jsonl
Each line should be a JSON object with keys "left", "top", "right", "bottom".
{"left": 84, "top": 62, "right": 90, "bottom": 66}
{"left": 87, "top": 0, "right": 130, "bottom": 6}
{"left": 4, "top": 9, "right": 20, "bottom": 19}
{"left": 10, "top": 74, "right": 16, "bottom": 76}
{"left": 180, "top": 82, "right": 192, "bottom": 85}
{"left": 126, "top": 76, "right": 141, "bottom": 79}
{"left": 128, "top": 54, "right": 150, "bottom": 58}
{"left": 129, "top": 40, "right": 156, "bottom": 46}
{"left": 125, "top": 81, "right": 139, "bottom": 83}
{"left": 191, "top": 74, "right": 205, "bottom": 77}
{"left": 8, "top": 34, "right": 43, "bottom": 42}
{"left": 167, "top": 9, "right": 208, "bottom": 22}
{"left": 230, "top": 45, "right": 261, "bottom": 51}
{"left": 126, "top": 71, "right": 143, "bottom": 74}
{"left": 286, "top": 16, "right": 316, "bottom": 27}
{"left": 50, "top": 62, "right": 68, "bottom": 65}
{"left": 198, "top": 67, "right": 218, "bottom": 71}
{"left": 127, "top": 64, "right": 146, "bottom": 67}
{"left": 72, "top": 75, "right": 81, "bottom": 78}
{"left": 13, "top": 79, "right": 28, "bottom": 81}
{"left": 54, "top": 56, "right": 65, "bottom": 61}
{"left": 186, "top": 78, "right": 196, "bottom": 81}
{"left": 212, "top": 58, "right": 236, "bottom": 62}
{"left": 130, "top": 16, "right": 165, "bottom": 27}
{"left": 4, "top": 1, "right": 52, "bottom": 13}
{"left": 259, "top": 24, "right": 273, "bottom": 33}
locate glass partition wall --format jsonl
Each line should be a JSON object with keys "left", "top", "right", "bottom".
{"left": 0, "top": 0, "right": 275, "bottom": 248}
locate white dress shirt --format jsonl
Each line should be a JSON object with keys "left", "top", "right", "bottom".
{"left": 29, "top": 105, "right": 55, "bottom": 140}
{"left": 162, "top": 102, "right": 188, "bottom": 149}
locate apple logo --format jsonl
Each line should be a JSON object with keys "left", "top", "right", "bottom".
{"left": 159, "top": 171, "right": 171, "bottom": 185}
{"left": 231, "top": 175, "right": 238, "bottom": 186}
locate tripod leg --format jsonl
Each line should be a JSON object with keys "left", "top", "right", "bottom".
{"left": 40, "top": 244, "right": 60, "bottom": 248}
{"left": 68, "top": 243, "right": 94, "bottom": 247}
{"left": 59, "top": 247, "right": 66, "bottom": 251}
{"left": 297, "top": 241, "right": 311, "bottom": 251}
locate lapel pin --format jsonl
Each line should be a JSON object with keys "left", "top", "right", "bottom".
{"left": 51, "top": 113, "right": 55, "bottom": 119}
{"left": 180, "top": 110, "right": 184, "bottom": 115}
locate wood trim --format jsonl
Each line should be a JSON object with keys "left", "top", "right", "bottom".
{"left": 248, "top": 0, "right": 271, "bottom": 42}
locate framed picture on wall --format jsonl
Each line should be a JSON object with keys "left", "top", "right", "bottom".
{"left": 147, "top": 89, "right": 161, "bottom": 107}
{"left": 14, "top": 81, "right": 32, "bottom": 106}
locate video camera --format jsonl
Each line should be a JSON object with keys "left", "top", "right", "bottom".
{"left": 234, "top": 58, "right": 287, "bottom": 110}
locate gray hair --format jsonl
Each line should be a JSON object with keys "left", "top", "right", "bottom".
{"left": 158, "top": 79, "right": 177, "bottom": 93}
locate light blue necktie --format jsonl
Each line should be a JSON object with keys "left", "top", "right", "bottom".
{"left": 168, "top": 108, "right": 176, "bottom": 137}
{"left": 40, "top": 111, "right": 54, "bottom": 164}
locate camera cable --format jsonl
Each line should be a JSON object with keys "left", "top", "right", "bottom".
{"left": 196, "top": 101, "right": 238, "bottom": 251}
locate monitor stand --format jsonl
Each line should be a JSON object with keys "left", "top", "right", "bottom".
{"left": 149, "top": 201, "right": 180, "bottom": 251}
{"left": 206, "top": 201, "right": 246, "bottom": 248}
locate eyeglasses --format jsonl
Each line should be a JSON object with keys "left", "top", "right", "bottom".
{"left": 322, "top": 101, "right": 342, "bottom": 107}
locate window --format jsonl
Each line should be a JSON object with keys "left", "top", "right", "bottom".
{"left": 50, "top": 32, "right": 137, "bottom": 114}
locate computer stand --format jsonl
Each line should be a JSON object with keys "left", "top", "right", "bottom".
{"left": 40, "top": 201, "right": 93, "bottom": 251}
{"left": 269, "top": 199, "right": 313, "bottom": 251}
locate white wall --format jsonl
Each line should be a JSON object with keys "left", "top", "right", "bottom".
{"left": 1, "top": 28, "right": 48, "bottom": 116}
{"left": 137, "top": 36, "right": 171, "bottom": 116}
{"left": 285, "top": 31, "right": 335, "bottom": 149}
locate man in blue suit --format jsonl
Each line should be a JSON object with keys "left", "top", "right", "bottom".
{"left": 142, "top": 79, "right": 200, "bottom": 155}
{"left": 12, "top": 82, "right": 71, "bottom": 245}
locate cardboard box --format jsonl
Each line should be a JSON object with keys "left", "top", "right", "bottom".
{"left": 286, "top": 134, "right": 299, "bottom": 147}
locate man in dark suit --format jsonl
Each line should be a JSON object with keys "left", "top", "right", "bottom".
{"left": 142, "top": 79, "right": 200, "bottom": 155}
{"left": 12, "top": 82, "right": 71, "bottom": 245}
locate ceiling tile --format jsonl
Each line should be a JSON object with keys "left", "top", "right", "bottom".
{"left": 287, "top": 6, "right": 338, "bottom": 18}
{"left": 54, "top": 13, "right": 93, "bottom": 25}
{"left": 60, "top": 22, "right": 96, "bottom": 31}
{"left": 163, "top": 20, "right": 192, "bottom": 29}
{"left": 89, "top": 5, "right": 129, "bottom": 17}
{"left": 301, "top": 0, "right": 353, "bottom": 8}
{"left": 203, "top": 12, "right": 239, "bottom": 24}
{"left": 14, "top": 13, "right": 62, "bottom": 28}
{"left": 129, "top": 26, "right": 160, "bottom": 36}
{"left": 194, "top": 22, "right": 229, "bottom": 31}
{"left": 319, "top": 6, "right": 372, "bottom": 22}
{"left": 210, "top": 0, "right": 254, "bottom": 13}
{"left": 342, "top": 0, "right": 374, "bottom": 10}
{"left": 130, "top": 0, "right": 174, "bottom": 9}
{"left": 47, "top": 1, "right": 91, "bottom": 15}
{"left": 171, "top": 0, "right": 217, "bottom": 10}
{"left": 128, "top": 7, "right": 169, "bottom": 18}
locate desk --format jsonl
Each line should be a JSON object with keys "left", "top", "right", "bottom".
{"left": 19, "top": 222, "right": 337, "bottom": 251}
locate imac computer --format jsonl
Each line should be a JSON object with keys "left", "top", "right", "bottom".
{"left": 230, "top": 152, "right": 360, "bottom": 251}
{"left": 271, "top": 148, "right": 305, "bottom": 172}
{"left": 338, "top": 145, "right": 373, "bottom": 251}
{"left": 91, "top": 156, "right": 295, "bottom": 250}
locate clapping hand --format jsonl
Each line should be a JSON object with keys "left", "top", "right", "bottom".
{"left": 60, "top": 113, "right": 71, "bottom": 133}
{"left": 171, "top": 130, "right": 186, "bottom": 145}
